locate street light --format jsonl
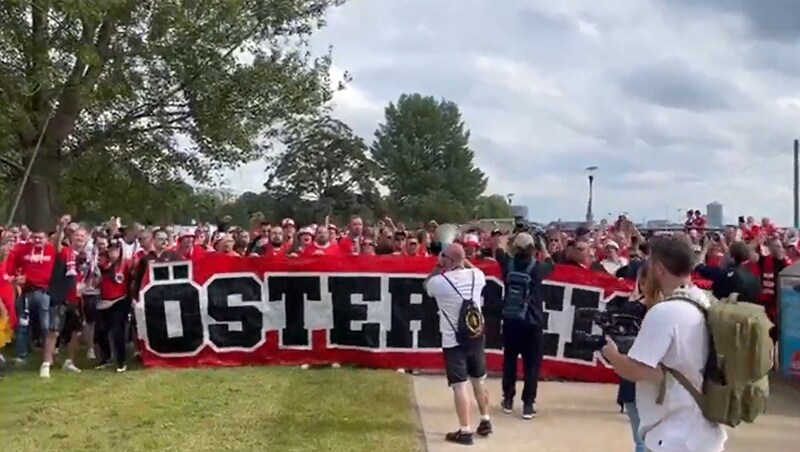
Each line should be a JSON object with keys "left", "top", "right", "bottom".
{"left": 506, "top": 193, "right": 514, "bottom": 206}
{"left": 585, "top": 166, "right": 598, "bottom": 224}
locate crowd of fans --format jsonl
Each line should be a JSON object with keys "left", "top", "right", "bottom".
{"left": 0, "top": 211, "right": 794, "bottom": 379}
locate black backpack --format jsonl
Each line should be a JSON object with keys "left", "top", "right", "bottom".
{"left": 441, "top": 271, "right": 485, "bottom": 347}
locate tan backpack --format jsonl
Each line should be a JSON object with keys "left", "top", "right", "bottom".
{"left": 657, "top": 292, "right": 773, "bottom": 427}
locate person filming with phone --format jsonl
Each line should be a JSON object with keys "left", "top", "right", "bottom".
{"left": 494, "top": 232, "right": 553, "bottom": 419}
{"left": 601, "top": 236, "right": 726, "bottom": 452}
{"left": 424, "top": 243, "right": 492, "bottom": 446}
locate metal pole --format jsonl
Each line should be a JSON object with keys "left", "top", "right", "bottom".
{"left": 7, "top": 108, "right": 55, "bottom": 225}
{"left": 794, "top": 139, "right": 799, "bottom": 229}
{"left": 586, "top": 175, "right": 594, "bottom": 224}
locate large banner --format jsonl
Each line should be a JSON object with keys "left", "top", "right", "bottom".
{"left": 134, "top": 255, "right": 639, "bottom": 383}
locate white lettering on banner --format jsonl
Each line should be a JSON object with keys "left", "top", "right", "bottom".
{"left": 304, "top": 273, "right": 333, "bottom": 331}
{"left": 409, "top": 292, "right": 424, "bottom": 350}
{"left": 164, "top": 300, "right": 184, "bottom": 339}
{"left": 262, "top": 276, "right": 287, "bottom": 331}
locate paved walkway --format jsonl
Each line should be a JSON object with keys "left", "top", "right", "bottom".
{"left": 412, "top": 375, "right": 800, "bottom": 452}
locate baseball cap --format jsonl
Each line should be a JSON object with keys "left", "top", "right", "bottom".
{"left": 513, "top": 232, "right": 535, "bottom": 249}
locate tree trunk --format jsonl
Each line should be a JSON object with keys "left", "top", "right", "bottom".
{"left": 19, "top": 177, "right": 58, "bottom": 232}
{"left": 17, "top": 149, "right": 61, "bottom": 231}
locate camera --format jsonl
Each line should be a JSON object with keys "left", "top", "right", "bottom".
{"left": 513, "top": 216, "right": 546, "bottom": 244}
{"left": 572, "top": 297, "right": 647, "bottom": 354}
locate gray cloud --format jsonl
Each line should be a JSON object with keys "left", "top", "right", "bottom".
{"left": 746, "top": 40, "right": 800, "bottom": 76}
{"left": 681, "top": 0, "right": 800, "bottom": 42}
{"left": 223, "top": 0, "right": 800, "bottom": 225}
{"left": 619, "top": 59, "right": 746, "bottom": 112}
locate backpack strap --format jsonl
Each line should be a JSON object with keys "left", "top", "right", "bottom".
{"left": 524, "top": 260, "right": 537, "bottom": 275}
{"left": 441, "top": 271, "right": 473, "bottom": 303}
{"left": 658, "top": 364, "right": 705, "bottom": 408}
{"left": 439, "top": 270, "right": 476, "bottom": 335}
{"left": 655, "top": 295, "right": 719, "bottom": 408}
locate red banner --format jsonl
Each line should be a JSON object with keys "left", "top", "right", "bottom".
{"left": 134, "top": 255, "right": 660, "bottom": 383}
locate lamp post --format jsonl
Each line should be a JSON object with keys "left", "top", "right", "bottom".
{"left": 506, "top": 193, "right": 514, "bottom": 206}
{"left": 585, "top": 166, "right": 598, "bottom": 224}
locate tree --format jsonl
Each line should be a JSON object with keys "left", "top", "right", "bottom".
{"left": 0, "top": 0, "right": 345, "bottom": 229}
{"left": 396, "top": 190, "right": 470, "bottom": 224}
{"left": 265, "top": 115, "right": 378, "bottom": 219}
{"left": 474, "top": 194, "right": 512, "bottom": 219}
{"left": 370, "top": 93, "right": 487, "bottom": 221}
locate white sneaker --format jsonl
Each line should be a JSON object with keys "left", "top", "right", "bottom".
{"left": 300, "top": 364, "right": 310, "bottom": 370}
{"left": 12, "top": 357, "right": 26, "bottom": 366}
{"left": 87, "top": 349, "right": 96, "bottom": 360}
{"left": 116, "top": 365, "right": 127, "bottom": 373}
{"left": 62, "top": 360, "right": 81, "bottom": 373}
{"left": 39, "top": 363, "right": 51, "bottom": 378}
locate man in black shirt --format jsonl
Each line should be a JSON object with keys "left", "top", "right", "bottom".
{"left": 695, "top": 241, "right": 761, "bottom": 303}
{"left": 495, "top": 233, "right": 554, "bottom": 419}
{"left": 130, "top": 228, "right": 180, "bottom": 299}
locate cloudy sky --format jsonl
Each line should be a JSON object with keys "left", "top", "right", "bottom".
{"left": 224, "top": 0, "right": 800, "bottom": 225}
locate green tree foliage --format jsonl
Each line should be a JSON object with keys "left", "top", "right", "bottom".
{"left": 474, "top": 194, "right": 512, "bottom": 219}
{"left": 0, "top": 0, "right": 345, "bottom": 229}
{"left": 265, "top": 115, "right": 378, "bottom": 220}
{"left": 370, "top": 93, "right": 487, "bottom": 223}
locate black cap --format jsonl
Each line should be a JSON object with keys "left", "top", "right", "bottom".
{"left": 575, "top": 226, "right": 591, "bottom": 237}
{"left": 490, "top": 228, "right": 502, "bottom": 236}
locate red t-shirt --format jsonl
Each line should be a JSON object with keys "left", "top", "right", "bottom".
{"left": 66, "top": 269, "right": 82, "bottom": 305}
{"left": 692, "top": 217, "right": 706, "bottom": 231}
{"left": 337, "top": 236, "right": 361, "bottom": 254}
{"left": 6, "top": 241, "right": 68, "bottom": 290}
{"left": 0, "top": 258, "right": 16, "bottom": 328}
{"left": 261, "top": 243, "right": 290, "bottom": 257}
{"left": 174, "top": 244, "right": 206, "bottom": 260}
{"left": 303, "top": 242, "right": 342, "bottom": 257}
{"left": 99, "top": 260, "right": 131, "bottom": 300}
{"left": 705, "top": 250, "right": 725, "bottom": 268}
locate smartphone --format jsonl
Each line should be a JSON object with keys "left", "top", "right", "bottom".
{"left": 738, "top": 216, "right": 745, "bottom": 224}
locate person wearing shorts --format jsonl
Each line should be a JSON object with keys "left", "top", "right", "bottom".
{"left": 14, "top": 288, "right": 61, "bottom": 361}
{"left": 424, "top": 243, "right": 492, "bottom": 446}
{"left": 443, "top": 341, "right": 488, "bottom": 386}
{"left": 10, "top": 218, "right": 76, "bottom": 378}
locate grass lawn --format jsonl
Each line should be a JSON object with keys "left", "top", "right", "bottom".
{"left": 0, "top": 354, "right": 422, "bottom": 452}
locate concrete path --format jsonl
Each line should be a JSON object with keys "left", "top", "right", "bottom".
{"left": 412, "top": 375, "right": 800, "bottom": 452}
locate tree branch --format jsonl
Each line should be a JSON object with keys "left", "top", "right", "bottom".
{"left": 28, "top": 0, "right": 51, "bottom": 138}
{"left": 47, "top": 12, "right": 115, "bottom": 150}
{"left": 70, "top": 110, "right": 192, "bottom": 157}
{"left": 0, "top": 155, "right": 24, "bottom": 174}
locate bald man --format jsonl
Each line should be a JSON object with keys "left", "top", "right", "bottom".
{"left": 424, "top": 244, "right": 492, "bottom": 445}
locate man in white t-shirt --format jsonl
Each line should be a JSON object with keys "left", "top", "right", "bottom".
{"left": 601, "top": 236, "right": 726, "bottom": 452}
{"left": 424, "top": 243, "right": 492, "bottom": 446}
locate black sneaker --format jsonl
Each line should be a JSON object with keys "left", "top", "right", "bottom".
{"left": 522, "top": 403, "right": 537, "bottom": 419}
{"left": 476, "top": 419, "right": 493, "bottom": 437}
{"left": 501, "top": 398, "right": 513, "bottom": 414}
{"left": 445, "top": 430, "right": 474, "bottom": 445}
